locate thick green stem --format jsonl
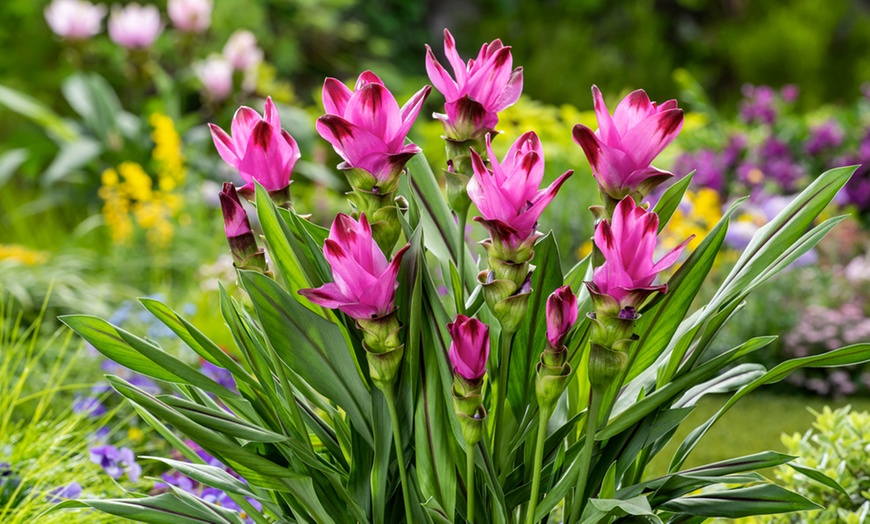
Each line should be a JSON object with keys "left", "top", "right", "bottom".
{"left": 492, "top": 331, "right": 513, "bottom": 466}
{"left": 456, "top": 210, "right": 468, "bottom": 315}
{"left": 567, "top": 390, "right": 603, "bottom": 524}
{"left": 526, "top": 404, "right": 554, "bottom": 524}
{"left": 384, "top": 387, "right": 414, "bottom": 524}
{"left": 466, "top": 442, "right": 476, "bottom": 523}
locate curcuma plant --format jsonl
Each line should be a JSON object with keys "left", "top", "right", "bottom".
{"left": 54, "top": 30, "right": 870, "bottom": 524}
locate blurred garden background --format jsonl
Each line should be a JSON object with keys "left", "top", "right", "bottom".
{"left": 1, "top": 0, "right": 870, "bottom": 521}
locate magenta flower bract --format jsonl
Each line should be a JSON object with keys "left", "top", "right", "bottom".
{"left": 425, "top": 29, "right": 523, "bottom": 140}
{"left": 467, "top": 131, "right": 573, "bottom": 249}
{"left": 546, "top": 285, "right": 578, "bottom": 348}
{"left": 447, "top": 315, "right": 490, "bottom": 381}
{"left": 572, "top": 86, "right": 683, "bottom": 200}
{"left": 44, "top": 0, "right": 106, "bottom": 40}
{"left": 588, "top": 197, "right": 691, "bottom": 313}
{"left": 317, "top": 71, "right": 430, "bottom": 186}
{"left": 209, "top": 98, "right": 301, "bottom": 193}
{"left": 299, "top": 213, "right": 409, "bottom": 320}
{"left": 167, "top": 0, "right": 212, "bottom": 33}
{"left": 219, "top": 183, "right": 251, "bottom": 238}
{"left": 107, "top": 3, "right": 162, "bottom": 49}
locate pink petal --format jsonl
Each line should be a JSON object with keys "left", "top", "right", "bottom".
{"left": 299, "top": 283, "right": 351, "bottom": 310}
{"left": 611, "top": 89, "right": 654, "bottom": 136}
{"left": 209, "top": 123, "right": 240, "bottom": 168}
{"left": 231, "top": 106, "right": 262, "bottom": 155}
{"left": 651, "top": 235, "right": 692, "bottom": 274}
{"left": 467, "top": 148, "right": 514, "bottom": 221}
{"left": 323, "top": 238, "right": 378, "bottom": 297}
{"left": 322, "top": 78, "right": 353, "bottom": 116}
{"left": 572, "top": 124, "right": 633, "bottom": 191}
{"left": 510, "top": 169, "right": 573, "bottom": 232}
{"left": 591, "top": 85, "right": 619, "bottom": 146}
{"left": 363, "top": 243, "right": 409, "bottom": 315}
{"left": 237, "top": 121, "right": 295, "bottom": 191}
{"left": 316, "top": 115, "right": 389, "bottom": 167}
{"left": 393, "top": 85, "right": 431, "bottom": 148}
{"left": 620, "top": 108, "right": 684, "bottom": 167}
{"left": 263, "top": 97, "right": 281, "bottom": 128}
{"left": 491, "top": 67, "right": 523, "bottom": 113}
{"left": 443, "top": 29, "right": 467, "bottom": 86}
{"left": 338, "top": 302, "right": 381, "bottom": 320}
{"left": 464, "top": 46, "right": 513, "bottom": 109}
{"left": 355, "top": 70, "right": 384, "bottom": 90}
{"left": 425, "top": 45, "right": 459, "bottom": 101}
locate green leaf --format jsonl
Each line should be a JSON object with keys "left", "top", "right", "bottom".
{"left": 579, "top": 495, "right": 662, "bottom": 524}
{"left": 41, "top": 137, "right": 102, "bottom": 186}
{"left": 787, "top": 464, "right": 849, "bottom": 497}
{"left": 659, "top": 484, "right": 821, "bottom": 518}
{"left": 142, "top": 457, "right": 258, "bottom": 499}
{"left": 239, "top": 270, "right": 373, "bottom": 445}
{"left": 254, "top": 184, "right": 315, "bottom": 295}
{"left": 0, "top": 148, "right": 27, "bottom": 189}
{"left": 160, "top": 396, "right": 289, "bottom": 442}
{"left": 0, "top": 83, "right": 78, "bottom": 142}
{"left": 671, "top": 343, "right": 870, "bottom": 470}
{"left": 62, "top": 73, "right": 123, "bottom": 142}
{"left": 653, "top": 171, "right": 694, "bottom": 232}
{"left": 48, "top": 494, "right": 245, "bottom": 524}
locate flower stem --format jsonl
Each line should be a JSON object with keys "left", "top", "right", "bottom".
{"left": 493, "top": 331, "right": 513, "bottom": 468}
{"left": 466, "top": 441, "right": 476, "bottom": 523}
{"left": 456, "top": 210, "right": 468, "bottom": 315}
{"left": 567, "top": 390, "right": 602, "bottom": 524}
{"left": 383, "top": 386, "right": 414, "bottom": 524}
{"left": 526, "top": 404, "right": 554, "bottom": 524}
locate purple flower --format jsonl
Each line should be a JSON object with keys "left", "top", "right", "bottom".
{"left": 108, "top": 3, "right": 162, "bottom": 49}
{"left": 209, "top": 98, "right": 301, "bottom": 194}
{"left": 546, "top": 286, "right": 578, "bottom": 349}
{"left": 805, "top": 120, "right": 845, "bottom": 156}
{"left": 72, "top": 395, "right": 107, "bottom": 417}
{"left": 44, "top": 0, "right": 106, "bottom": 40}
{"left": 46, "top": 482, "right": 82, "bottom": 502}
{"left": 426, "top": 29, "right": 523, "bottom": 140}
{"left": 90, "top": 445, "right": 141, "bottom": 483}
{"left": 573, "top": 86, "right": 683, "bottom": 201}
{"left": 299, "top": 213, "right": 409, "bottom": 320}
{"left": 200, "top": 361, "right": 236, "bottom": 392}
{"left": 447, "top": 315, "right": 490, "bottom": 381}
{"left": 317, "top": 71, "right": 430, "bottom": 187}
{"left": 467, "top": 131, "right": 573, "bottom": 250}
{"left": 739, "top": 84, "right": 777, "bottom": 125}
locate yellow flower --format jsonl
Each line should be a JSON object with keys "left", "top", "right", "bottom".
{"left": 0, "top": 244, "right": 49, "bottom": 265}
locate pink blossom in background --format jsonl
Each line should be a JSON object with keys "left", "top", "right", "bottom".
{"left": 108, "top": 3, "right": 162, "bottom": 49}
{"left": 195, "top": 56, "right": 233, "bottom": 101}
{"left": 546, "top": 286, "right": 578, "bottom": 348}
{"left": 317, "top": 71, "right": 430, "bottom": 184}
{"left": 44, "top": 0, "right": 106, "bottom": 40}
{"left": 467, "top": 131, "right": 572, "bottom": 249}
{"left": 167, "top": 0, "right": 212, "bottom": 33}
{"left": 223, "top": 30, "right": 263, "bottom": 71}
{"left": 447, "top": 315, "right": 490, "bottom": 381}
{"left": 573, "top": 86, "right": 683, "bottom": 200}
{"left": 425, "top": 29, "right": 523, "bottom": 139}
{"left": 589, "top": 197, "right": 690, "bottom": 313}
{"left": 209, "top": 98, "right": 301, "bottom": 192}
{"left": 299, "top": 214, "right": 409, "bottom": 320}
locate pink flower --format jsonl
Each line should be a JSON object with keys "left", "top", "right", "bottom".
{"left": 317, "top": 71, "right": 430, "bottom": 187}
{"left": 107, "top": 3, "right": 162, "bottom": 49}
{"left": 588, "top": 197, "right": 691, "bottom": 314}
{"left": 572, "top": 86, "right": 683, "bottom": 200}
{"left": 426, "top": 29, "right": 523, "bottom": 140}
{"left": 448, "top": 315, "right": 490, "bottom": 381}
{"left": 44, "top": 0, "right": 106, "bottom": 40}
{"left": 195, "top": 56, "right": 233, "bottom": 101}
{"left": 223, "top": 30, "right": 263, "bottom": 71}
{"left": 467, "top": 131, "right": 573, "bottom": 249}
{"left": 219, "top": 183, "right": 251, "bottom": 238}
{"left": 209, "top": 98, "right": 301, "bottom": 193}
{"left": 299, "top": 213, "right": 409, "bottom": 320}
{"left": 546, "top": 286, "right": 578, "bottom": 348}
{"left": 167, "top": 0, "right": 212, "bottom": 33}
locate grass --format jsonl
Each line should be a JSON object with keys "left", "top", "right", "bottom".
{"left": 646, "top": 389, "right": 870, "bottom": 479}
